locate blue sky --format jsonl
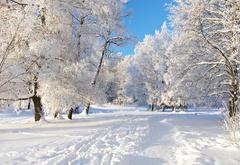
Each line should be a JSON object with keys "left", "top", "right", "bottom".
{"left": 118, "top": 0, "right": 172, "bottom": 55}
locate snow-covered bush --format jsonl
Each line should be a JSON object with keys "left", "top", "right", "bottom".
{"left": 113, "top": 94, "right": 133, "bottom": 106}
{"left": 222, "top": 104, "right": 240, "bottom": 144}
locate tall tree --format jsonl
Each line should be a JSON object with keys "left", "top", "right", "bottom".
{"left": 168, "top": 0, "right": 240, "bottom": 115}
{"left": 130, "top": 23, "right": 170, "bottom": 110}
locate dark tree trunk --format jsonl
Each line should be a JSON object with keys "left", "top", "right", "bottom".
{"left": 180, "top": 99, "right": 186, "bottom": 112}
{"left": 229, "top": 65, "right": 239, "bottom": 117}
{"left": 41, "top": 8, "right": 46, "bottom": 26}
{"left": 85, "top": 103, "right": 90, "bottom": 115}
{"left": 180, "top": 104, "right": 186, "bottom": 112}
{"left": 27, "top": 98, "right": 31, "bottom": 110}
{"left": 32, "top": 95, "right": 43, "bottom": 122}
{"left": 151, "top": 102, "right": 155, "bottom": 111}
{"left": 68, "top": 108, "right": 74, "bottom": 120}
{"left": 32, "top": 75, "right": 44, "bottom": 122}
{"left": 160, "top": 103, "right": 166, "bottom": 112}
{"left": 92, "top": 42, "right": 109, "bottom": 86}
{"left": 228, "top": 87, "right": 238, "bottom": 118}
{"left": 163, "top": 106, "right": 166, "bottom": 112}
{"left": 76, "top": 16, "right": 85, "bottom": 61}
{"left": 54, "top": 111, "right": 59, "bottom": 119}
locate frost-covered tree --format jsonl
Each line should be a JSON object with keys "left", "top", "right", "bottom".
{"left": 0, "top": 1, "right": 33, "bottom": 100}
{"left": 0, "top": 0, "right": 119, "bottom": 120}
{"left": 36, "top": 0, "right": 130, "bottom": 117}
{"left": 0, "top": 0, "right": 50, "bottom": 121}
{"left": 125, "top": 57, "right": 148, "bottom": 105}
{"left": 130, "top": 23, "right": 170, "bottom": 110}
{"left": 37, "top": 0, "right": 130, "bottom": 117}
{"left": 109, "top": 55, "right": 133, "bottom": 105}
{"left": 167, "top": 0, "right": 240, "bottom": 116}
{"left": 77, "top": 0, "right": 130, "bottom": 114}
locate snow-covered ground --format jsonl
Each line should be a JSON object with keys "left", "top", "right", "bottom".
{"left": 0, "top": 106, "right": 239, "bottom": 165}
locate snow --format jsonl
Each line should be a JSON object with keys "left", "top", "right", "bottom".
{"left": 0, "top": 106, "right": 239, "bottom": 165}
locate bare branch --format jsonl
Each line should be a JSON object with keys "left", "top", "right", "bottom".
{"left": 200, "top": 21, "right": 234, "bottom": 75}
{"left": 9, "top": 0, "right": 27, "bottom": 7}
{"left": 0, "top": 96, "right": 32, "bottom": 101}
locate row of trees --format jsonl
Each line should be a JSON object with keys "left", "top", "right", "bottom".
{"left": 119, "top": 0, "right": 239, "bottom": 117}
{"left": 167, "top": 0, "right": 240, "bottom": 117}
{"left": 0, "top": 0, "right": 130, "bottom": 121}
{"left": 1, "top": 0, "right": 239, "bottom": 120}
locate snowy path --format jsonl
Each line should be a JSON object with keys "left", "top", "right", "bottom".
{"left": 0, "top": 109, "right": 239, "bottom": 165}
{"left": 0, "top": 113, "right": 149, "bottom": 165}
{"left": 133, "top": 113, "right": 240, "bottom": 165}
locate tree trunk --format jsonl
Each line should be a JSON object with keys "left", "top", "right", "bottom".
{"left": 151, "top": 102, "right": 155, "bottom": 111}
{"left": 32, "top": 75, "right": 44, "bottom": 122}
{"left": 85, "top": 103, "right": 90, "bottom": 115}
{"left": 92, "top": 42, "right": 109, "bottom": 86}
{"left": 180, "top": 104, "right": 185, "bottom": 112}
{"left": 173, "top": 102, "right": 176, "bottom": 112}
{"left": 229, "top": 87, "right": 238, "bottom": 118}
{"left": 161, "top": 103, "right": 166, "bottom": 112}
{"left": 76, "top": 16, "right": 85, "bottom": 61}
{"left": 54, "top": 111, "right": 59, "bottom": 119}
{"left": 27, "top": 98, "right": 31, "bottom": 110}
{"left": 41, "top": 7, "right": 46, "bottom": 26}
{"left": 32, "top": 95, "right": 43, "bottom": 122}
{"left": 18, "top": 100, "right": 22, "bottom": 110}
{"left": 229, "top": 65, "right": 239, "bottom": 117}
{"left": 68, "top": 108, "right": 74, "bottom": 120}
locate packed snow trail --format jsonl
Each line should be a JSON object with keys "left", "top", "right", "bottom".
{"left": 133, "top": 113, "right": 240, "bottom": 165}
{"left": 0, "top": 108, "right": 239, "bottom": 165}
{"left": 0, "top": 112, "right": 149, "bottom": 165}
